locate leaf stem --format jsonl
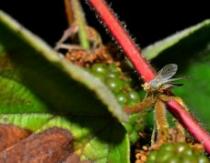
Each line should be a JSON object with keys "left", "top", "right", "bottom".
{"left": 64, "top": 0, "right": 74, "bottom": 25}
{"left": 65, "top": 0, "right": 90, "bottom": 49}
{"left": 87, "top": 0, "right": 210, "bottom": 154}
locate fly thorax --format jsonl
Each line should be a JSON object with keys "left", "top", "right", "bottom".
{"left": 149, "top": 80, "right": 161, "bottom": 91}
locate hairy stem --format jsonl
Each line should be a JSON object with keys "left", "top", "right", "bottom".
{"left": 87, "top": 0, "right": 155, "bottom": 82}
{"left": 88, "top": 0, "right": 210, "bottom": 153}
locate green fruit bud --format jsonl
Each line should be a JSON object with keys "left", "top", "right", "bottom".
{"left": 105, "top": 78, "right": 125, "bottom": 93}
{"left": 147, "top": 151, "right": 157, "bottom": 163}
{"left": 116, "top": 92, "right": 128, "bottom": 105}
{"left": 198, "top": 156, "right": 210, "bottom": 163}
{"left": 91, "top": 63, "right": 108, "bottom": 76}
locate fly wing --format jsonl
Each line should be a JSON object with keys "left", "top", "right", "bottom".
{"left": 160, "top": 76, "right": 182, "bottom": 85}
{"left": 154, "top": 64, "right": 178, "bottom": 82}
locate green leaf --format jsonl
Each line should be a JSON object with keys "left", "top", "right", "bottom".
{"left": 0, "top": 11, "right": 129, "bottom": 162}
{"left": 143, "top": 19, "right": 210, "bottom": 130}
{"left": 143, "top": 19, "right": 210, "bottom": 60}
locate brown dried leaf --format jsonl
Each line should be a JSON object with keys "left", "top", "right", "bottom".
{"left": 0, "top": 124, "right": 30, "bottom": 152}
{"left": 0, "top": 127, "right": 73, "bottom": 163}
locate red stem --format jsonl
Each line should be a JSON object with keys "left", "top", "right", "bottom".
{"left": 168, "top": 101, "right": 210, "bottom": 152}
{"left": 88, "top": 0, "right": 210, "bottom": 153}
{"left": 87, "top": 0, "right": 155, "bottom": 82}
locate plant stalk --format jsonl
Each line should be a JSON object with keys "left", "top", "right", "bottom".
{"left": 65, "top": 0, "right": 90, "bottom": 49}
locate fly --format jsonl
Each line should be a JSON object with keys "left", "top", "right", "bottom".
{"left": 143, "top": 63, "right": 181, "bottom": 93}
{"left": 125, "top": 64, "right": 184, "bottom": 148}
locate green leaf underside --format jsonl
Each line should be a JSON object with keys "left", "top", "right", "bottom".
{"left": 0, "top": 11, "right": 129, "bottom": 163}
{"left": 143, "top": 19, "right": 210, "bottom": 130}
{"left": 0, "top": 10, "right": 128, "bottom": 121}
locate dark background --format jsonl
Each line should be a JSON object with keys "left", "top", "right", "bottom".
{"left": 0, "top": 1, "right": 209, "bottom": 48}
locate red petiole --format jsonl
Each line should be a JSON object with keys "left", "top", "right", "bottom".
{"left": 87, "top": 0, "right": 210, "bottom": 153}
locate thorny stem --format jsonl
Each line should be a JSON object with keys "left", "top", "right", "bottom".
{"left": 87, "top": 0, "right": 210, "bottom": 154}
{"left": 65, "top": 0, "right": 90, "bottom": 49}
{"left": 167, "top": 100, "right": 210, "bottom": 152}
{"left": 87, "top": 0, "right": 155, "bottom": 82}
